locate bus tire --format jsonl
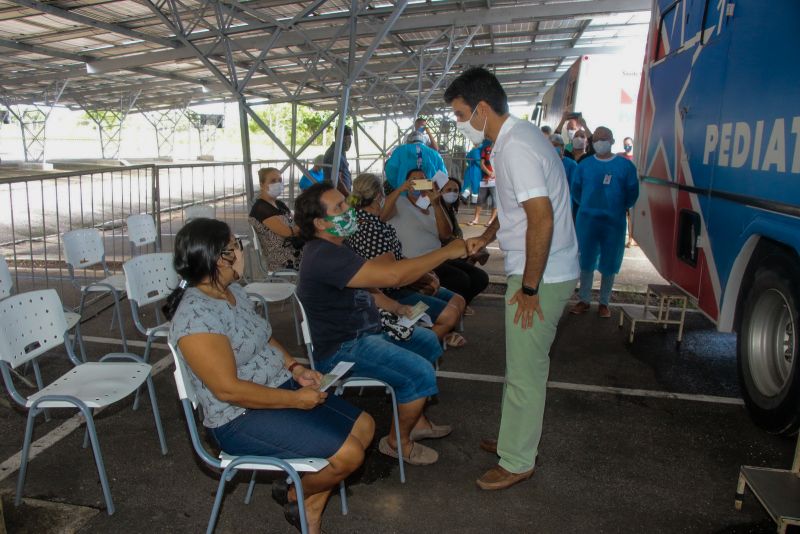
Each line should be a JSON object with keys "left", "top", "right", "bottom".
{"left": 737, "top": 252, "right": 800, "bottom": 434}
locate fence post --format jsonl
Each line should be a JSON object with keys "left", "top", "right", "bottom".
{"left": 151, "top": 164, "right": 163, "bottom": 251}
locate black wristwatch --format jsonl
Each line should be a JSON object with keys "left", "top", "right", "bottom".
{"left": 521, "top": 283, "right": 539, "bottom": 296}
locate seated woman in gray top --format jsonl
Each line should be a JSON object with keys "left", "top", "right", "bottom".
{"left": 165, "top": 218, "right": 374, "bottom": 534}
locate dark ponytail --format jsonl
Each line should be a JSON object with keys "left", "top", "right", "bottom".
{"left": 163, "top": 218, "right": 232, "bottom": 320}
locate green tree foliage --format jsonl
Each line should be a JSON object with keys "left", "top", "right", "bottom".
{"left": 248, "top": 103, "right": 336, "bottom": 146}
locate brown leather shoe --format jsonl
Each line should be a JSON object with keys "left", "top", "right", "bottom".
{"left": 476, "top": 464, "right": 534, "bottom": 491}
{"left": 570, "top": 301, "right": 590, "bottom": 315}
{"left": 598, "top": 304, "right": 611, "bottom": 318}
{"left": 479, "top": 438, "right": 498, "bottom": 454}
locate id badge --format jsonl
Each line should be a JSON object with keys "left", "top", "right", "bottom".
{"left": 603, "top": 174, "right": 612, "bottom": 185}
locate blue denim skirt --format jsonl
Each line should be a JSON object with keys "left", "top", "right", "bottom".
{"left": 208, "top": 379, "right": 362, "bottom": 459}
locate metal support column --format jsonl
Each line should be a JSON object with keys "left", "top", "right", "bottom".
{"left": 2, "top": 80, "right": 67, "bottom": 164}
{"left": 239, "top": 99, "right": 255, "bottom": 203}
{"left": 290, "top": 102, "right": 297, "bottom": 203}
{"left": 142, "top": 108, "right": 185, "bottom": 160}
{"left": 80, "top": 90, "right": 141, "bottom": 160}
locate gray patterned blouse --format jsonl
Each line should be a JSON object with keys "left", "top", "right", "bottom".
{"left": 169, "top": 283, "right": 292, "bottom": 428}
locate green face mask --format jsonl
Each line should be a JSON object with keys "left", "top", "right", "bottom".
{"left": 324, "top": 207, "right": 359, "bottom": 237}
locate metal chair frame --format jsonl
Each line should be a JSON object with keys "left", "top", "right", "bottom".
{"left": 0, "top": 289, "right": 167, "bottom": 516}
{"left": 168, "top": 341, "right": 347, "bottom": 534}
{"left": 62, "top": 228, "right": 129, "bottom": 352}
{"left": 296, "top": 299, "right": 406, "bottom": 483}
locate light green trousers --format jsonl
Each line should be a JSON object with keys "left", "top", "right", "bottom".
{"left": 497, "top": 275, "right": 577, "bottom": 474}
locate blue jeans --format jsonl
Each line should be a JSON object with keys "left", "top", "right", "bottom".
{"left": 578, "top": 270, "right": 615, "bottom": 306}
{"left": 390, "top": 286, "right": 458, "bottom": 321}
{"left": 316, "top": 329, "right": 441, "bottom": 404}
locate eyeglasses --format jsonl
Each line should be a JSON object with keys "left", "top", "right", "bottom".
{"left": 221, "top": 237, "right": 243, "bottom": 257}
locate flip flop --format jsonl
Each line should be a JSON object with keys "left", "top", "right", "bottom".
{"left": 463, "top": 306, "right": 475, "bottom": 316}
{"left": 467, "top": 221, "right": 480, "bottom": 226}
{"left": 445, "top": 332, "right": 467, "bottom": 347}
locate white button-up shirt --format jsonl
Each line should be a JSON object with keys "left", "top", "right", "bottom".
{"left": 490, "top": 115, "right": 579, "bottom": 283}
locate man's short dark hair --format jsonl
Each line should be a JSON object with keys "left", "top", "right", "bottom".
{"left": 443, "top": 67, "right": 509, "bottom": 115}
{"left": 343, "top": 125, "right": 353, "bottom": 137}
{"left": 294, "top": 182, "right": 334, "bottom": 241}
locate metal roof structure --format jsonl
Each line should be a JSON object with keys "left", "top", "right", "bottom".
{"left": 0, "top": 0, "right": 651, "bottom": 120}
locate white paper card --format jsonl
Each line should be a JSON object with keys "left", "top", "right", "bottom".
{"left": 432, "top": 170, "right": 449, "bottom": 189}
{"left": 396, "top": 302, "right": 430, "bottom": 328}
{"left": 319, "top": 361, "right": 355, "bottom": 392}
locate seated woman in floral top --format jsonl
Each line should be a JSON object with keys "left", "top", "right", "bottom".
{"left": 249, "top": 167, "right": 304, "bottom": 272}
{"left": 346, "top": 173, "right": 466, "bottom": 347}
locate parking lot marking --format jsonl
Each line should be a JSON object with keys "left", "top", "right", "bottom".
{"left": 0, "top": 336, "right": 741, "bottom": 482}
{"left": 435, "top": 370, "right": 744, "bottom": 405}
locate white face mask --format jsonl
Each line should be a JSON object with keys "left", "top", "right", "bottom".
{"left": 455, "top": 107, "right": 486, "bottom": 145}
{"left": 414, "top": 194, "right": 431, "bottom": 210}
{"left": 593, "top": 139, "right": 613, "bottom": 156}
{"left": 567, "top": 128, "right": 577, "bottom": 140}
{"left": 572, "top": 137, "right": 586, "bottom": 150}
{"left": 268, "top": 182, "right": 283, "bottom": 197}
{"left": 442, "top": 192, "right": 459, "bottom": 204}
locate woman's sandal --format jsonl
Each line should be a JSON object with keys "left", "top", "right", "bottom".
{"left": 272, "top": 478, "right": 289, "bottom": 505}
{"left": 444, "top": 332, "right": 467, "bottom": 348}
{"left": 283, "top": 502, "right": 301, "bottom": 532}
{"left": 463, "top": 305, "right": 476, "bottom": 316}
{"left": 467, "top": 220, "right": 480, "bottom": 226}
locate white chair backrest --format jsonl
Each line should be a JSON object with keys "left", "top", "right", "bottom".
{"left": 0, "top": 256, "right": 12, "bottom": 300}
{"left": 251, "top": 225, "right": 261, "bottom": 252}
{"left": 168, "top": 341, "right": 198, "bottom": 407}
{"left": 123, "top": 253, "right": 179, "bottom": 307}
{"left": 0, "top": 289, "right": 67, "bottom": 369}
{"left": 295, "top": 297, "right": 316, "bottom": 369}
{"left": 184, "top": 204, "right": 215, "bottom": 222}
{"left": 127, "top": 214, "right": 158, "bottom": 248}
{"left": 62, "top": 228, "right": 105, "bottom": 270}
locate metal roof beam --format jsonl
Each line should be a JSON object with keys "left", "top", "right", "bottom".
{"left": 7, "top": 0, "right": 180, "bottom": 49}
{"left": 86, "top": 0, "right": 650, "bottom": 73}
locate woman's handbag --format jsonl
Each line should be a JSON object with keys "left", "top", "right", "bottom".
{"left": 379, "top": 309, "right": 414, "bottom": 342}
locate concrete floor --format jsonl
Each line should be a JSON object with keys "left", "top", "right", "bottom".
{"left": 0, "top": 214, "right": 794, "bottom": 533}
{"left": 0, "top": 287, "right": 794, "bottom": 533}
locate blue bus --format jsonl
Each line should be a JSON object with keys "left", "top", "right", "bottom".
{"left": 634, "top": 0, "right": 800, "bottom": 433}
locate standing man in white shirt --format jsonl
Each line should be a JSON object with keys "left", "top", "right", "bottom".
{"left": 444, "top": 68, "right": 579, "bottom": 490}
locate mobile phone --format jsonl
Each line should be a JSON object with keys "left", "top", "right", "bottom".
{"left": 412, "top": 179, "right": 433, "bottom": 190}
{"left": 567, "top": 111, "right": 582, "bottom": 119}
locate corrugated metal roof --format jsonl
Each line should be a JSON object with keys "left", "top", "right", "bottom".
{"left": 0, "top": 0, "right": 651, "bottom": 116}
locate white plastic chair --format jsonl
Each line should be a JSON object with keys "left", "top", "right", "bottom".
{"left": 0, "top": 289, "right": 167, "bottom": 515}
{"left": 184, "top": 204, "right": 215, "bottom": 222}
{"left": 126, "top": 214, "right": 159, "bottom": 255}
{"left": 123, "top": 252, "right": 178, "bottom": 409}
{"left": 297, "top": 299, "right": 406, "bottom": 483}
{"left": 0, "top": 256, "right": 86, "bottom": 397}
{"left": 249, "top": 224, "right": 299, "bottom": 282}
{"left": 62, "top": 228, "right": 128, "bottom": 352}
{"left": 168, "top": 341, "right": 346, "bottom": 534}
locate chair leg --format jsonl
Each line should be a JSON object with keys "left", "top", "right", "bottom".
{"left": 73, "top": 319, "right": 88, "bottom": 363}
{"left": 339, "top": 481, "right": 348, "bottom": 515}
{"left": 30, "top": 361, "right": 51, "bottom": 422}
{"left": 386, "top": 385, "right": 406, "bottom": 483}
{"left": 143, "top": 375, "right": 168, "bottom": 455}
{"left": 207, "top": 471, "right": 231, "bottom": 534}
{"left": 15, "top": 409, "right": 39, "bottom": 507}
{"left": 109, "top": 289, "right": 128, "bottom": 352}
{"left": 244, "top": 472, "right": 257, "bottom": 504}
{"left": 82, "top": 408, "right": 116, "bottom": 515}
{"left": 133, "top": 336, "right": 153, "bottom": 411}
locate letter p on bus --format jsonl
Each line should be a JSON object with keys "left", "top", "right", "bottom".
{"left": 704, "top": 124, "right": 719, "bottom": 165}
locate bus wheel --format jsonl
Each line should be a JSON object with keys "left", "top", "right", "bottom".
{"left": 737, "top": 253, "right": 800, "bottom": 434}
